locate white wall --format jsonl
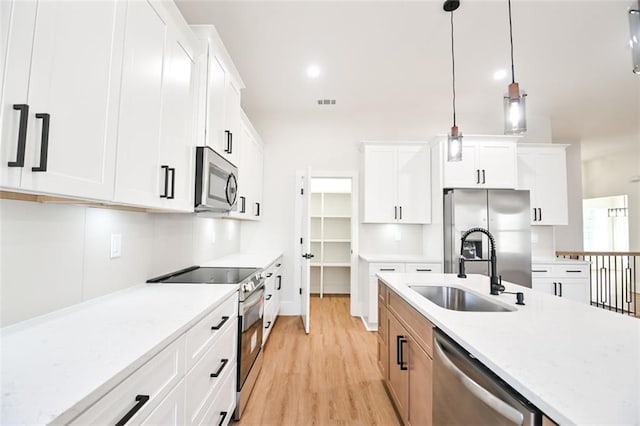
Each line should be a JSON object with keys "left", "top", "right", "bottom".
{"left": 0, "top": 199, "right": 240, "bottom": 326}
{"left": 554, "top": 141, "right": 584, "bottom": 251}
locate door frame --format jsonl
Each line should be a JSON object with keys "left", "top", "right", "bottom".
{"left": 293, "top": 170, "right": 359, "bottom": 318}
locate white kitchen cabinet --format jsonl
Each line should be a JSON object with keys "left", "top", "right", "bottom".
{"left": 140, "top": 379, "right": 186, "bottom": 426}
{"left": 191, "top": 26, "right": 245, "bottom": 166}
{"left": 0, "top": 0, "right": 125, "bottom": 200}
{"left": 363, "top": 144, "right": 431, "bottom": 224}
{"left": 363, "top": 261, "right": 442, "bottom": 329}
{"left": 517, "top": 145, "right": 568, "bottom": 225}
{"left": 263, "top": 257, "right": 283, "bottom": 345}
{"left": 114, "top": 1, "right": 199, "bottom": 212}
{"left": 442, "top": 140, "right": 517, "bottom": 189}
{"left": 532, "top": 262, "right": 589, "bottom": 304}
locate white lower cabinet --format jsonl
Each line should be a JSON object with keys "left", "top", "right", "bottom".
{"left": 263, "top": 257, "right": 283, "bottom": 345}
{"left": 69, "top": 292, "right": 238, "bottom": 426}
{"left": 532, "top": 263, "right": 589, "bottom": 304}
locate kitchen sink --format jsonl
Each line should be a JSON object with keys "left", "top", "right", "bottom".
{"left": 409, "top": 286, "right": 515, "bottom": 312}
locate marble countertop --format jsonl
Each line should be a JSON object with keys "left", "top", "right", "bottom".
{"left": 359, "top": 253, "right": 441, "bottom": 263}
{"left": 1, "top": 283, "right": 238, "bottom": 425}
{"left": 377, "top": 272, "right": 640, "bottom": 425}
{"left": 201, "top": 252, "right": 283, "bottom": 269}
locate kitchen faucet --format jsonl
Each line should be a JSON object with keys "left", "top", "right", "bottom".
{"left": 457, "top": 227, "right": 505, "bottom": 295}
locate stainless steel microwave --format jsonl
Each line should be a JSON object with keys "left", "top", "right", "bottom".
{"left": 195, "top": 146, "right": 238, "bottom": 212}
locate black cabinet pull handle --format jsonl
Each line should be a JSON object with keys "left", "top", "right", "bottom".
{"left": 565, "top": 270, "right": 582, "bottom": 273}
{"left": 115, "top": 394, "right": 150, "bottom": 426}
{"left": 160, "top": 165, "right": 169, "bottom": 198}
{"left": 558, "top": 282, "right": 563, "bottom": 297}
{"left": 538, "top": 208, "right": 542, "bottom": 222}
{"left": 218, "top": 411, "right": 228, "bottom": 426}
{"left": 399, "top": 206, "right": 402, "bottom": 220}
{"left": 277, "top": 275, "right": 282, "bottom": 290}
{"left": 476, "top": 169, "right": 480, "bottom": 184}
{"left": 267, "top": 273, "right": 273, "bottom": 278}
{"left": 399, "top": 337, "right": 408, "bottom": 370}
{"left": 380, "top": 268, "right": 396, "bottom": 272}
{"left": 168, "top": 167, "right": 175, "bottom": 199}
{"left": 482, "top": 169, "right": 486, "bottom": 184}
{"left": 229, "top": 132, "right": 233, "bottom": 154}
{"left": 266, "top": 294, "right": 272, "bottom": 300}
{"left": 553, "top": 282, "right": 557, "bottom": 296}
{"left": 265, "top": 320, "right": 272, "bottom": 329}
{"left": 240, "top": 196, "right": 246, "bottom": 213}
{"left": 394, "top": 206, "right": 397, "bottom": 220}
{"left": 210, "top": 358, "right": 229, "bottom": 378}
{"left": 31, "top": 113, "right": 50, "bottom": 172}
{"left": 533, "top": 208, "right": 537, "bottom": 222}
{"left": 8, "top": 104, "right": 29, "bottom": 167}
{"left": 396, "top": 335, "right": 403, "bottom": 365}
{"left": 532, "top": 269, "right": 548, "bottom": 273}
{"left": 211, "top": 316, "right": 229, "bottom": 330}
{"left": 224, "top": 130, "right": 231, "bottom": 153}
{"left": 276, "top": 263, "right": 281, "bottom": 267}
{"left": 416, "top": 268, "right": 432, "bottom": 272}
{"left": 255, "top": 202, "right": 260, "bottom": 216}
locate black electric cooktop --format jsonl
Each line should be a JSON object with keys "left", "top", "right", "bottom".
{"left": 147, "top": 266, "right": 259, "bottom": 284}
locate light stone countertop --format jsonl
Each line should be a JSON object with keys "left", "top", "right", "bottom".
{"left": 359, "top": 253, "right": 441, "bottom": 263}
{"left": 1, "top": 283, "right": 238, "bottom": 425}
{"left": 532, "top": 257, "right": 591, "bottom": 265}
{"left": 377, "top": 272, "right": 640, "bottom": 425}
{"left": 201, "top": 252, "right": 283, "bottom": 269}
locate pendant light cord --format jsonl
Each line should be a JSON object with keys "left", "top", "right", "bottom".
{"left": 450, "top": 11, "right": 457, "bottom": 127}
{"left": 508, "top": 0, "right": 515, "bottom": 84}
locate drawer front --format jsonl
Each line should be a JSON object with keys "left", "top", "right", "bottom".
{"left": 198, "top": 364, "right": 236, "bottom": 426}
{"left": 71, "top": 335, "right": 186, "bottom": 425}
{"left": 264, "top": 277, "right": 276, "bottom": 303}
{"left": 140, "top": 379, "right": 185, "bottom": 425}
{"left": 369, "top": 263, "right": 405, "bottom": 276}
{"left": 531, "top": 264, "right": 554, "bottom": 278}
{"left": 405, "top": 263, "right": 442, "bottom": 273}
{"left": 388, "top": 290, "right": 433, "bottom": 357}
{"left": 378, "top": 280, "right": 388, "bottom": 305}
{"left": 185, "top": 319, "right": 237, "bottom": 425}
{"left": 185, "top": 293, "right": 238, "bottom": 371}
{"left": 552, "top": 264, "right": 589, "bottom": 278}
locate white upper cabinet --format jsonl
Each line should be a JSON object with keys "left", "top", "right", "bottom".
{"left": 0, "top": 0, "right": 126, "bottom": 200}
{"left": 229, "top": 111, "right": 263, "bottom": 220}
{"left": 443, "top": 140, "right": 517, "bottom": 189}
{"left": 517, "top": 144, "right": 568, "bottom": 225}
{"left": 114, "top": 0, "right": 199, "bottom": 211}
{"left": 363, "top": 144, "right": 431, "bottom": 224}
{"left": 191, "top": 26, "right": 245, "bottom": 166}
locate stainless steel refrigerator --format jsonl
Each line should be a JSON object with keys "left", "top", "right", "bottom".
{"left": 443, "top": 189, "right": 532, "bottom": 288}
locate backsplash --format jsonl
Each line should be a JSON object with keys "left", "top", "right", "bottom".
{"left": 0, "top": 199, "right": 240, "bottom": 327}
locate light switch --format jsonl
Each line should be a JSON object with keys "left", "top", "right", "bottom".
{"left": 110, "top": 234, "right": 122, "bottom": 259}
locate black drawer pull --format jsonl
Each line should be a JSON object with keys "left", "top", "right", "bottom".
{"left": 31, "top": 113, "right": 50, "bottom": 172}
{"left": 396, "top": 335, "right": 403, "bottom": 365}
{"left": 8, "top": 104, "right": 28, "bottom": 167}
{"left": 277, "top": 275, "right": 282, "bottom": 290}
{"left": 211, "top": 316, "right": 229, "bottom": 330}
{"left": 532, "top": 269, "right": 548, "bottom": 273}
{"left": 168, "top": 167, "right": 175, "bottom": 199}
{"left": 265, "top": 320, "right": 272, "bottom": 329}
{"left": 416, "top": 268, "right": 432, "bottom": 272}
{"left": 240, "top": 196, "right": 246, "bottom": 213}
{"left": 399, "top": 337, "right": 408, "bottom": 370}
{"left": 218, "top": 411, "right": 228, "bottom": 426}
{"left": 115, "top": 394, "right": 150, "bottom": 426}
{"left": 210, "top": 358, "right": 229, "bottom": 378}
{"left": 565, "top": 270, "right": 582, "bottom": 273}
{"left": 558, "top": 282, "right": 563, "bottom": 297}
{"left": 266, "top": 294, "right": 272, "bottom": 300}
{"left": 380, "top": 268, "right": 396, "bottom": 272}
{"left": 160, "top": 165, "right": 169, "bottom": 198}
{"left": 267, "top": 273, "right": 273, "bottom": 277}
{"left": 255, "top": 202, "right": 260, "bottom": 216}
{"left": 224, "top": 130, "right": 231, "bottom": 153}
{"left": 275, "top": 263, "right": 281, "bottom": 267}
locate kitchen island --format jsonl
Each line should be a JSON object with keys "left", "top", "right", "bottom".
{"left": 378, "top": 272, "right": 640, "bottom": 425}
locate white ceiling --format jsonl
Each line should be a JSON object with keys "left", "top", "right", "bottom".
{"left": 176, "top": 0, "right": 640, "bottom": 160}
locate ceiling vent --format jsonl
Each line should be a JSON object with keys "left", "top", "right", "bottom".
{"left": 317, "top": 99, "right": 336, "bottom": 105}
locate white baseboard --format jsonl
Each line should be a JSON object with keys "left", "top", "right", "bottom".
{"left": 359, "top": 316, "right": 378, "bottom": 332}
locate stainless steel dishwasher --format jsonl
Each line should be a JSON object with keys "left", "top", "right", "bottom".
{"left": 433, "top": 329, "right": 541, "bottom": 425}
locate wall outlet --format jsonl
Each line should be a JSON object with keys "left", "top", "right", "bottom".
{"left": 110, "top": 234, "right": 122, "bottom": 259}
{"left": 395, "top": 229, "right": 402, "bottom": 241}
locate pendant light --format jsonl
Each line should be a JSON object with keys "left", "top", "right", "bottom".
{"left": 444, "top": 0, "right": 462, "bottom": 162}
{"left": 503, "top": 0, "right": 527, "bottom": 134}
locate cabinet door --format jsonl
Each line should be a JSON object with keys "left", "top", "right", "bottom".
{"left": 141, "top": 380, "right": 186, "bottom": 426}
{"left": 408, "top": 339, "right": 432, "bottom": 426}
{"left": 442, "top": 143, "right": 477, "bottom": 188}
{"left": 477, "top": 142, "right": 516, "bottom": 188}
{"left": 558, "top": 279, "right": 589, "bottom": 304}
{"left": 205, "top": 52, "right": 227, "bottom": 155}
{"left": 250, "top": 135, "right": 264, "bottom": 219}
{"left": 223, "top": 78, "right": 241, "bottom": 165}
{"left": 534, "top": 149, "right": 568, "bottom": 225}
{"left": 114, "top": 0, "right": 166, "bottom": 208}
{"left": 517, "top": 151, "right": 537, "bottom": 224}
{"left": 397, "top": 146, "right": 431, "bottom": 224}
{"left": 532, "top": 278, "right": 556, "bottom": 296}
{"left": 158, "top": 32, "right": 196, "bottom": 212}
{"left": 387, "top": 314, "right": 409, "bottom": 423}
{"left": 4, "top": 0, "right": 124, "bottom": 200}
{"left": 231, "top": 125, "right": 251, "bottom": 218}
{"left": 363, "top": 145, "right": 396, "bottom": 223}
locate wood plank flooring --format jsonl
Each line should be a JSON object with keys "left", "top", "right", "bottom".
{"left": 237, "top": 295, "right": 401, "bottom": 425}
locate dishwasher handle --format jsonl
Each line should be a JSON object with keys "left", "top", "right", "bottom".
{"left": 433, "top": 336, "right": 524, "bottom": 425}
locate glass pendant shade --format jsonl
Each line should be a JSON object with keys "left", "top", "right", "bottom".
{"left": 503, "top": 82, "right": 527, "bottom": 134}
{"left": 447, "top": 126, "right": 463, "bottom": 162}
{"left": 630, "top": 6, "right": 640, "bottom": 74}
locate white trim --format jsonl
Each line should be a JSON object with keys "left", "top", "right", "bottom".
{"left": 359, "top": 316, "right": 377, "bottom": 332}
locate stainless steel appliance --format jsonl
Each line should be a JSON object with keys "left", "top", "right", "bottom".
{"left": 195, "top": 146, "right": 238, "bottom": 212}
{"left": 433, "top": 329, "right": 541, "bottom": 425}
{"left": 147, "top": 266, "right": 265, "bottom": 420}
{"left": 444, "top": 189, "right": 532, "bottom": 287}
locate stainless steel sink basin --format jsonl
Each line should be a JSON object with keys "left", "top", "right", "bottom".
{"left": 409, "top": 286, "right": 515, "bottom": 312}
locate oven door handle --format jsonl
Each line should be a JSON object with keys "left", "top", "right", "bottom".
{"left": 240, "top": 287, "right": 264, "bottom": 314}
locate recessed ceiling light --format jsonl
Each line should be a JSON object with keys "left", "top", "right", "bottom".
{"left": 307, "top": 65, "right": 320, "bottom": 79}
{"left": 493, "top": 69, "right": 507, "bottom": 80}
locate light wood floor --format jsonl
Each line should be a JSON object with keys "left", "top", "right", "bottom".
{"left": 237, "top": 295, "right": 401, "bottom": 426}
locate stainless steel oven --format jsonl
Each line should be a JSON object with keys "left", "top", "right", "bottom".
{"left": 195, "top": 146, "right": 238, "bottom": 212}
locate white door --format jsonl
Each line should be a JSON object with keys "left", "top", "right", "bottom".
{"left": 300, "top": 168, "right": 311, "bottom": 334}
